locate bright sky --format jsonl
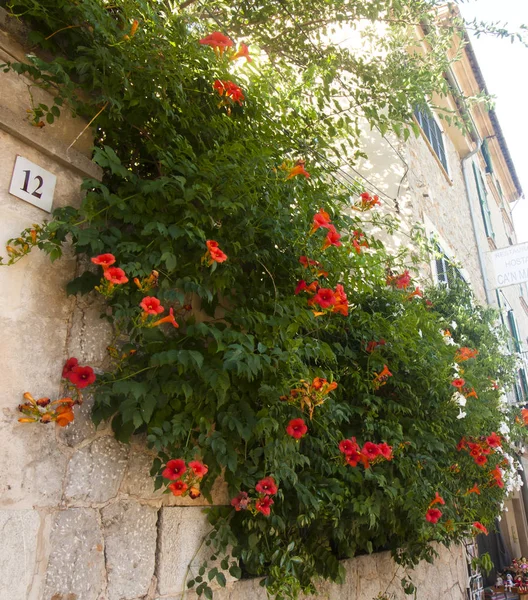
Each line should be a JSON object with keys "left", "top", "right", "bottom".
{"left": 460, "top": 0, "right": 528, "bottom": 242}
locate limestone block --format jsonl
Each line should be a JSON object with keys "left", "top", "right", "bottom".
{"left": 0, "top": 415, "right": 68, "bottom": 508}
{"left": 64, "top": 436, "right": 128, "bottom": 504}
{"left": 57, "top": 394, "right": 98, "bottom": 448}
{"left": 0, "top": 509, "right": 41, "bottom": 600}
{"left": 120, "top": 444, "right": 165, "bottom": 501}
{"left": 156, "top": 507, "right": 234, "bottom": 596}
{"left": 43, "top": 508, "right": 105, "bottom": 600}
{"left": 155, "top": 578, "right": 264, "bottom": 600}
{"left": 352, "top": 552, "right": 385, "bottom": 599}
{"left": 101, "top": 500, "right": 158, "bottom": 600}
{"left": 66, "top": 296, "right": 114, "bottom": 369}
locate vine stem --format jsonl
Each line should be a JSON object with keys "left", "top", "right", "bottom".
{"left": 179, "top": 528, "right": 214, "bottom": 600}
{"left": 67, "top": 102, "right": 108, "bottom": 151}
{"left": 380, "top": 563, "right": 401, "bottom": 598}
{"left": 102, "top": 365, "right": 156, "bottom": 385}
{"left": 257, "top": 259, "right": 278, "bottom": 315}
{"left": 45, "top": 24, "right": 82, "bottom": 40}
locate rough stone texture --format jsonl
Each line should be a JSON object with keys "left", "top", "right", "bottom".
{"left": 0, "top": 509, "right": 41, "bottom": 600}
{"left": 0, "top": 415, "right": 69, "bottom": 509}
{"left": 64, "top": 436, "right": 128, "bottom": 504}
{"left": 156, "top": 507, "right": 235, "bottom": 596}
{"left": 57, "top": 394, "right": 98, "bottom": 448}
{"left": 120, "top": 444, "right": 165, "bottom": 501}
{"left": 43, "top": 508, "right": 105, "bottom": 600}
{"left": 166, "top": 544, "right": 466, "bottom": 600}
{"left": 66, "top": 293, "right": 114, "bottom": 369}
{"left": 102, "top": 500, "right": 159, "bottom": 600}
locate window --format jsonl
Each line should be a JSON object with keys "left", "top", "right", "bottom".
{"left": 472, "top": 163, "right": 494, "bottom": 240}
{"left": 520, "top": 368, "right": 528, "bottom": 399}
{"left": 481, "top": 138, "right": 493, "bottom": 174}
{"left": 414, "top": 107, "right": 448, "bottom": 173}
{"left": 507, "top": 309, "right": 522, "bottom": 353}
{"left": 434, "top": 243, "right": 465, "bottom": 288}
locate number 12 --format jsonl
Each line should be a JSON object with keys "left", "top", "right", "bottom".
{"left": 21, "top": 170, "right": 44, "bottom": 199}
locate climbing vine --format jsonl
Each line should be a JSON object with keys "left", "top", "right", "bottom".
{"left": 2, "top": 0, "right": 528, "bottom": 598}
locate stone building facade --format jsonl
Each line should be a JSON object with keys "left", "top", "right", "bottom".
{"left": 0, "top": 7, "right": 505, "bottom": 600}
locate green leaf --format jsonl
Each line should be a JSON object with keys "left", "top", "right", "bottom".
{"left": 229, "top": 565, "right": 242, "bottom": 579}
{"left": 66, "top": 271, "right": 100, "bottom": 295}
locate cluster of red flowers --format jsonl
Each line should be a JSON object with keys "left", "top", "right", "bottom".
{"left": 162, "top": 458, "right": 208, "bottom": 498}
{"left": 339, "top": 438, "right": 393, "bottom": 469}
{"left": 457, "top": 433, "right": 502, "bottom": 470}
{"left": 199, "top": 31, "right": 233, "bottom": 55}
{"left": 280, "top": 377, "right": 338, "bottom": 419}
{"left": 92, "top": 253, "right": 129, "bottom": 285}
{"left": 352, "top": 192, "right": 381, "bottom": 212}
{"left": 365, "top": 339, "right": 386, "bottom": 353}
{"left": 203, "top": 240, "right": 227, "bottom": 265}
{"left": 63, "top": 357, "right": 96, "bottom": 389}
{"left": 231, "top": 477, "right": 278, "bottom": 517}
{"left": 351, "top": 230, "right": 368, "bottom": 254}
{"left": 425, "top": 492, "right": 489, "bottom": 535}
{"left": 139, "top": 296, "right": 179, "bottom": 328}
{"left": 299, "top": 255, "right": 328, "bottom": 277}
{"left": 386, "top": 269, "right": 411, "bottom": 290}
{"left": 199, "top": 33, "right": 250, "bottom": 108}
{"left": 372, "top": 364, "right": 392, "bottom": 389}
{"left": 309, "top": 208, "right": 342, "bottom": 251}
{"left": 199, "top": 32, "right": 252, "bottom": 63}
{"left": 295, "top": 281, "right": 348, "bottom": 316}
{"left": 18, "top": 357, "right": 95, "bottom": 427}
{"left": 18, "top": 393, "right": 75, "bottom": 427}
{"left": 452, "top": 381, "right": 477, "bottom": 399}
{"left": 455, "top": 347, "right": 479, "bottom": 362}
{"left": 285, "top": 160, "right": 310, "bottom": 180}
{"left": 490, "top": 465, "right": 505, "bottom": 489}
{"left": 213, "top": 79, "right": 245, "bottom": 106}
{"left": 425, "top": 492, "right": 445, "bottom": 523}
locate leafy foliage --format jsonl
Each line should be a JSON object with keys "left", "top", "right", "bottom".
{"left": 2, "top": 0, "right": 526, "bottom": 597}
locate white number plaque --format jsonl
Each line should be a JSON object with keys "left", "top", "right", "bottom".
{"left": 9, "top": 156, "right": 57, "bottom": 213}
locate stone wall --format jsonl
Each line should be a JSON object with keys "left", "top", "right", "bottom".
{"left": 0, "top": 11, "right": 470, "bottom": 600}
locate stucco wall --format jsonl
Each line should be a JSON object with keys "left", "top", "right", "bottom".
{"left": 0, "top": 12, "right": 471, "bottom": 600}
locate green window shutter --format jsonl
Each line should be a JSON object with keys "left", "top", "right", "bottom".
{"left": 414, "top": 107, "right": 448, "bottom": 172}
{"left": 507, "top": 309, "right": 521, "bottom": 352}
{"left": 520, "top": 368, "right": 528, "bottom": 399}
{"left": 481, "top": 138, "right": 493, "bottom": 174}
{"left": 473, "top": 163, "right": 494, "bottom": 239}
{"left": 496, "top": 290, "right": 506, "bottom": 328}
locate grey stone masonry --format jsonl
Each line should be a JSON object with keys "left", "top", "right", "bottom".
{"left": 156, "top": 506, "right": 214, "bottom": 596}
{"left": 101, "top": 500, "right": 158, "bottom": 600}
{"left": 0, "top": 509, "right": 41, "bottom": 600}
{"left": 64, "top": 436, "right": 128, "bottom": 504}
{"left": 43, "top": 508, "right": 105, "bottom": 600}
